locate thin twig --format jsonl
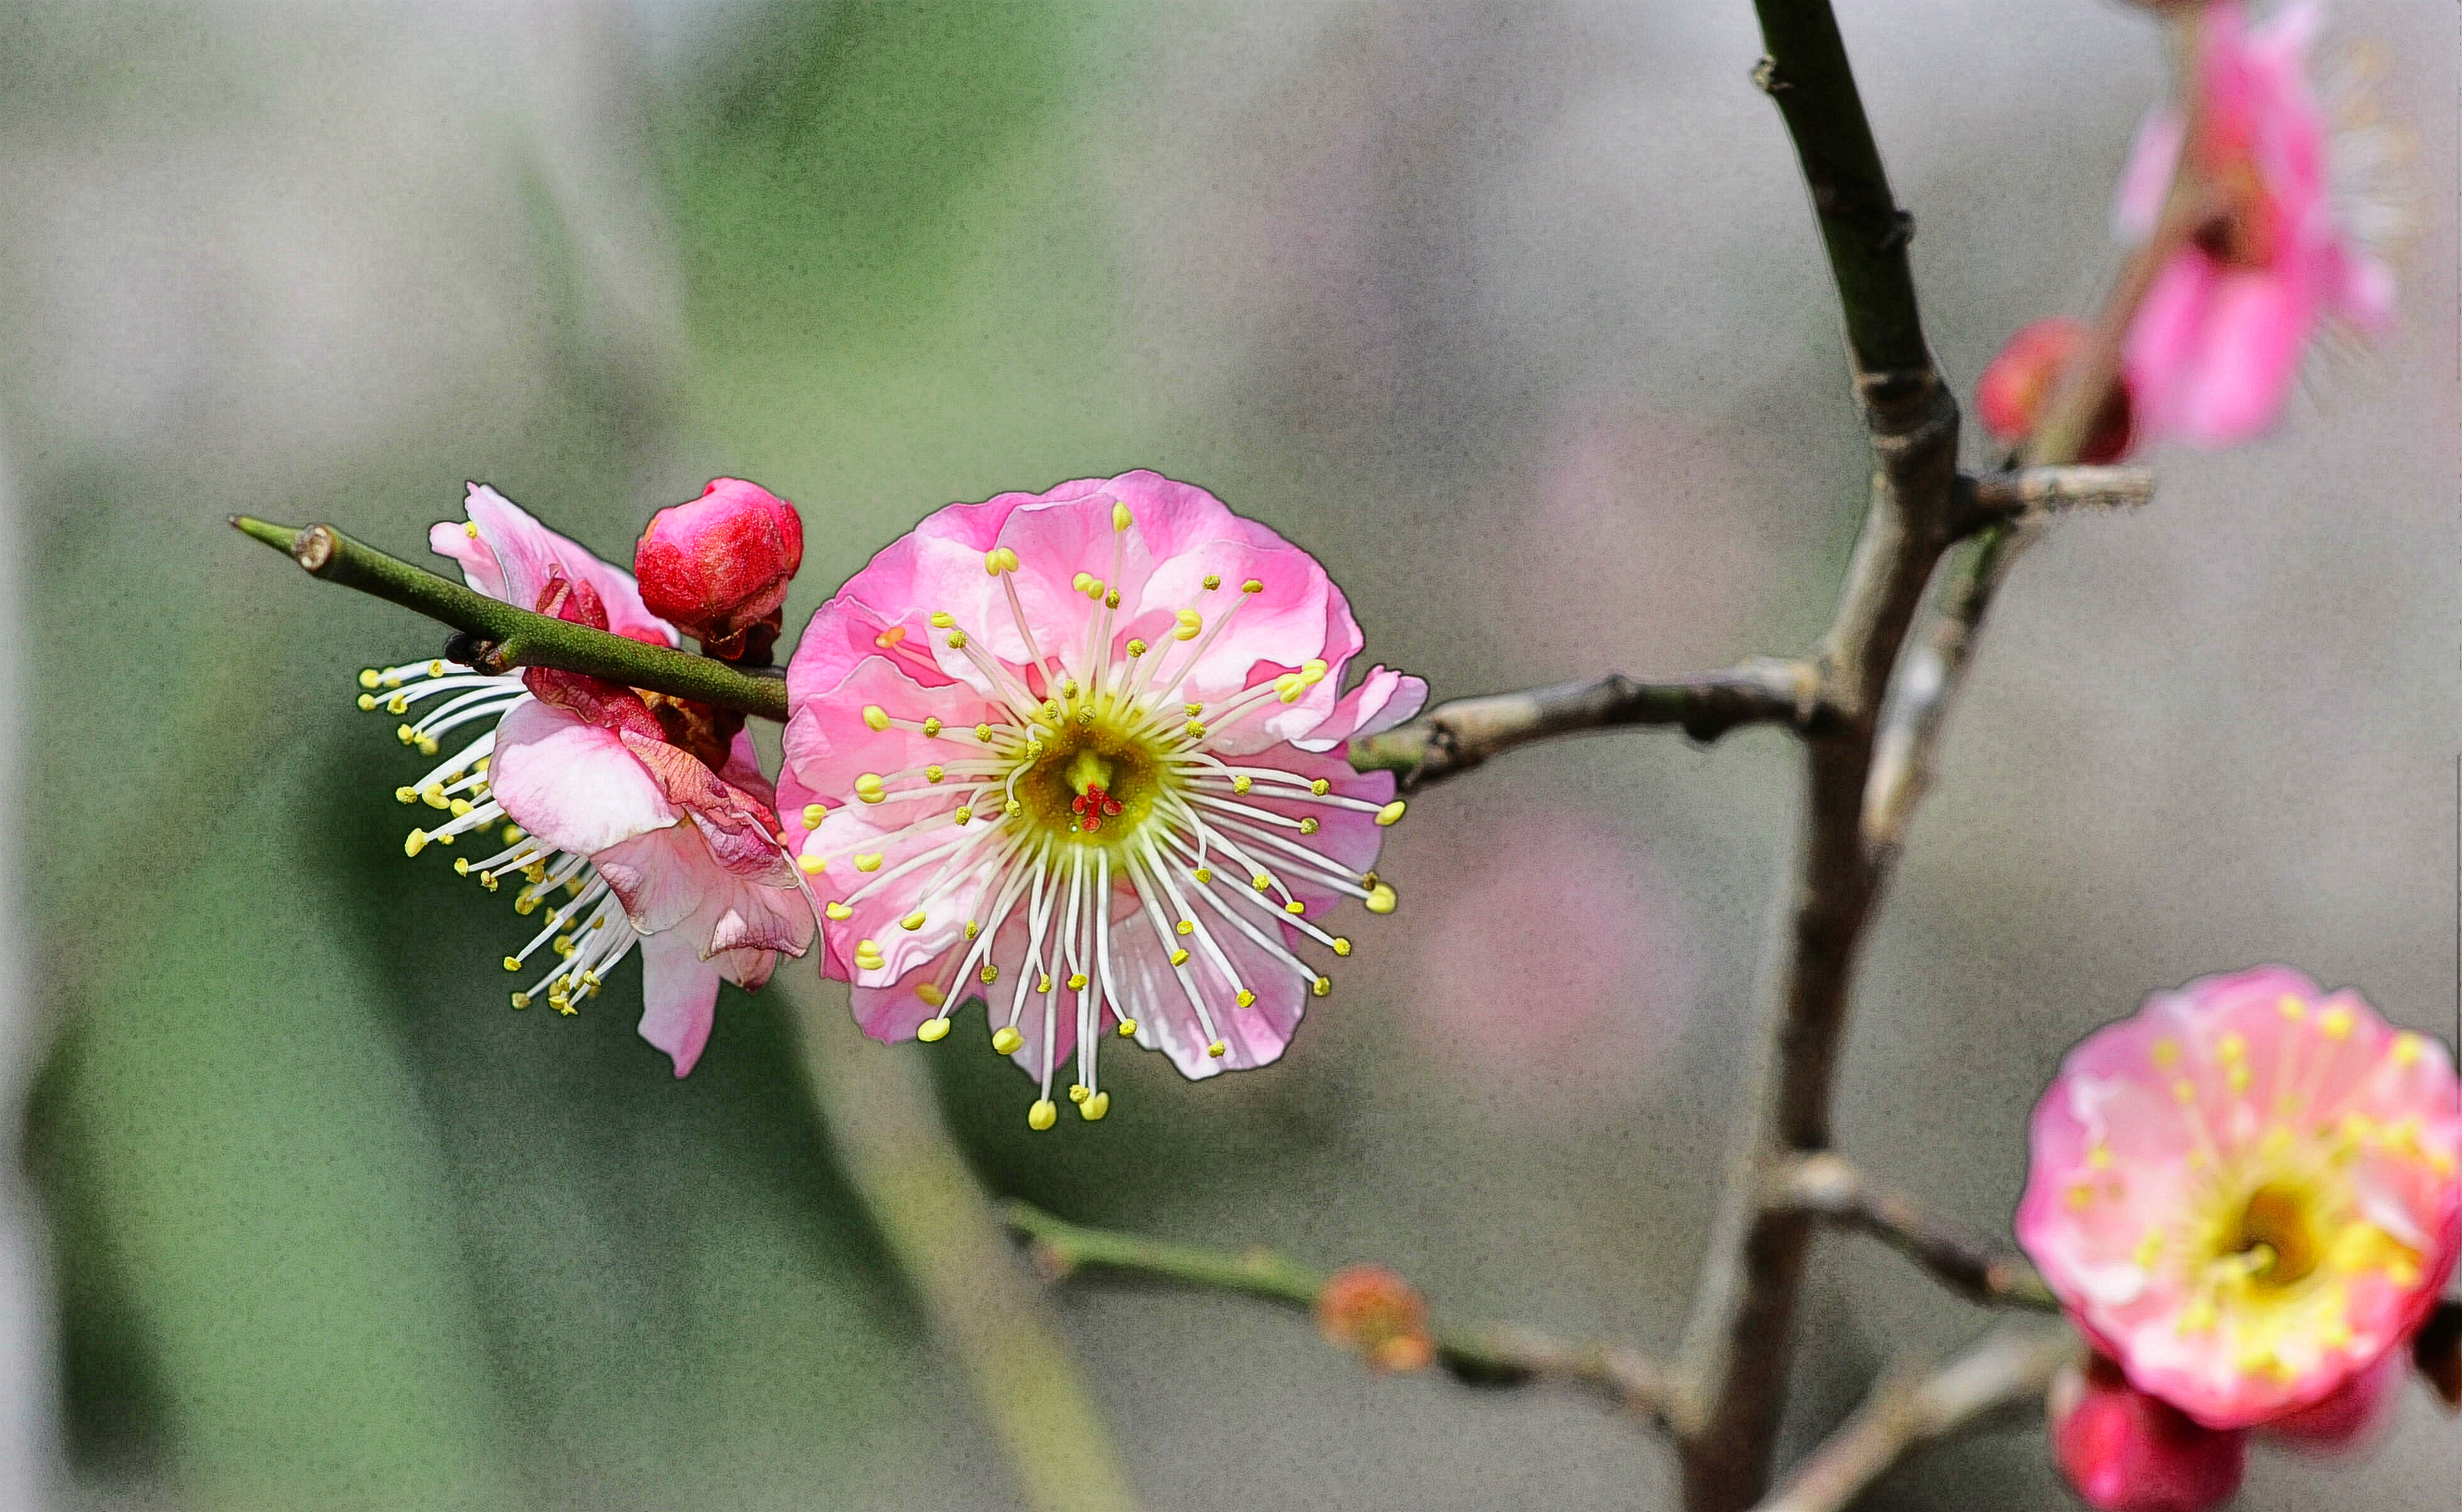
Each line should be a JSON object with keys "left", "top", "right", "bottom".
{"left": 1956, "top": 466, "right": 2155, "bottom": 533}
{"left": 1350, "top": 660, "right": 1820, "bottom": 793}
{"left": 230, "top": 516, "right": 790, "bottom": 721}
{"left": 1748, "top": 1327, "right": 2073, "bottom": 1512}
{"left": 1002, "top": 1200, "right": 1683, "bottom": 1428}
{"left": 1772, "top": 1153, "right": 2058, "bottom": 1312}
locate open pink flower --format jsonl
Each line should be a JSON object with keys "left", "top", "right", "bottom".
{"left": 778, "top": 471, "right": 1425, "bottom": 1129}
{"left": 2018, "top": 966, "right": 2462, "bottom": 1431}
{"left": 2115, "top": 2, "right": 2395, "bottom": 448}
{"left": 363, "top": 483, "right": 811, "bottom": 1075}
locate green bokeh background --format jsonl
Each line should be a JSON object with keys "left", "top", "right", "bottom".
{"left": 8, "top": 3, "right": 2458, "bottom": 1508}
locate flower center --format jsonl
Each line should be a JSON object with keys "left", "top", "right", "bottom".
{"left": 1012, "top": 717, "right": 1175, "bottom": 847}
{"left": 2218, "top": 1182, "right": 2323, "bottom": 1289}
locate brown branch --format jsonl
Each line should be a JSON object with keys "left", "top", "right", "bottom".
{"left": 1748, "top": 1327, "right": 2072, "bottom": 1512}
{"left": 1348, "top": 660, "right": 1820, "bottom": 793}
{"left": 1003, "top": 1200, "right": 1683, "bottom": 1429}
{"left": 1773, "top": 1153, "right": 2058, "bottom": 1311}
{"left": 1955, "top": 466, "right": 2156, "bottom": 535}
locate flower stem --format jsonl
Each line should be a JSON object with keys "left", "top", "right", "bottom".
{"left": 229, "top": 516, "right": 789, "bottom": 721}
{"left": 1003, "top": 1200, "right": 1681, "bottom": 1421}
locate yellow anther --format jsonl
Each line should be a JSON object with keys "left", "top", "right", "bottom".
{"left": 930, "top": 611, "right": 956, "bottom": 628}
{"left": 985, "top": 546, "right": 1020, "bottom": 575}
{"left": 463, "top": 521, "right": 480, "bottom": 539}
{"left": 553, "top": 936, "right": 575, "bottom": 956}
{"left": 1192, "top": 867, "right": 1214, "bottom": 884}
{"left": 404, "top": 830, "right": 428, "bottom": 857}
{"left": 1202, "top": 574, "right": 1221, "bottom": 590}
{"left": 1176, "top": 920, "right": 1194, "bottom": 936}
{"left": 1331, "top": 937, "right": 1352, "bottom": 957}
{"left": 1375, "top": 800, "right": 1406, "bottom": 827}
{"left": 1364, "top": 882, "right": 1398, "bottom": 914}
{"left": 1112, "top": 501, "right": 1132, "bottom": 532}
{"left": 1115, "top": 1017, "right": 1137, "bottom": 1037}
{"left": 1037, "top": 973, "right": 1053, "bottom": 993}
{"left": 854, "top": 773, "right": 886, "bottom": 801}
{"left": 993, "top": 1025, "right": 1025, "bottom": 1055}
{"left": 1274, "top": 674, "right": 1304, "bottom": 703}
{"left": 1029, "top": 1099, "right": 1059, "bottom": 1131}
{"left": 974, "top": 722, "right": 994, "bottom": 742}
{"left": 1309, "top": 779, "right": 1330, "bottom": 796}
{"left": 947, "top": 629, "right": 967, "bottom": 648}
{"left": 387, "top": 693, "right": 411, "bottom": 716}
{"left": 1284, "top": 900, "right": 1306, "bottom": 915}
{"left": 1068, "top": 1083, "right": 1090, "bottom": 1103}
{"left": 1073, "top": 572, "right": 1095, "bottom": 593}
{"left": 2320, "top": 1006, "right": 2354, "bottom": 1039}
{"left": 1104, "top": 589, "right": 1120, "bottom": 609}
{"left": 358, "top": 668, "right": 382, "bottom": 689}
{"left": 511, "top": 992, "right": 531, "bottom": 1010}
{"left": 1170, "top": 949, "right": 1191, "bottom": 967}
{"left": 1312, "top": 977, "right": 1331, "bottom": 998}
{"left": 395, "top": 786, "right": 417, "bottom": 804}
{"left": 954, "top": 806, "right": 974, "bottom": 825}
{"left": 454, "top": 857, "right": 471, "bottom": 876}
{"left": 863, "top": 704, "right": 892, "bottom": 731}
{"left": 964, "top": 921, "right": 981, "bottom": 940}
{"left": 2152, "top": 1038, "right": 2180, "bottom": 1069}
{"left": 1083, "top": 578, "right": 1105, "bottom": 600}
{"left": 2227, "top": 1063, "right": 2250, "bottom": 1093}
{"left": 1174, "top": 608, "right": 1202, "bottom": 641}
{"left": 919, "top": 765, "right": 944, "bottom": 784}
{"left": 1081, "top": 1090, "right": 1110, "bottom": 1120}
{"left": 801, "top": 803, "right": 828, "bottom": 830}
{"left": 1185, "top": 721, "right": 1207, "bottom": 738}
{"left": 875, "top": 626, "right": 908, "bottom": 648}
{"left": 2087, "top": 1144, "right": 2112, "bottom": 1169}
{"left": 503, "top": 956, "right": 522, "bottom": 972}
{"left": 854, "top": 939, "right": 884, "bottom": 966}
{"left": 502, "top": 825, "right": 523, "bottom": 845}
{"left": 915, "top": 984, "right": 947, "bottom": 1010}
{"left": 2278, "top": 995, "right": 2307, "bottom": 1021}
{"left": 1231, "top": 774, "right": 1251, "bottom": 794}
{"left": 2067, "top": 1182, "right": 2095, "bottom": 1211}
{"left": 2216, "top": 1032, "right": 2246, "bottom": 1060}
{"left": 854, "top": 853, "right": 884, "bottom": 872}
{"left": 449, "top": 799, "right": 474, "bottom": 818}
{"left": 1206, "top": 1039, "right": 1228, "bottom": 1058}
{"left": 1005, "top": 799, "right": 1024, "bottom": 818}
{"left": 1298, "top": 817, "right": 1319, "bottom": 835}
{"left": 980, "top": 963, "right": 999, "bottom": 984}
{"left": 917, "top": 1018, "right": 951, "bottom": 1042}
{"left": 1241, "top": 579, "right": 1263, "bottom": 594}
{"left": 514, "top": 895, "right": 540, "bottom": 916}
{"left": 356, "top": 693, "right": 378, "bottom": 711}
{"left": 1250, "top": 874, "right": 1271, "bottom": 892}
{"left": 2393, "top": 1034, "right": 2424, "bottom": 1067}
{"left": 900, "top": 911, "right": 927, "bottom": 931}
{"left": 1185, "top": 702, "right": 1206, "bottom": 716}
{"left": 922, "top": 716, "right": 944, "bottom": 737}
{"left": 1126, "top": 638, "right": 1148, "bottom": 657}
{"left": 417, "top": 736, "right": 439, "bottom": 757}
{"left": 1236, "top": 988, "right": 1256, "bottom": 1008}
{"left": 428, "top": 660, "right": 445, "bottom": 677}
{"left": 825, "top": 901, "right": 852, "bottom": 920}
{"left": 2172, "top": 1078, "right": 2198, "bottom": 1104}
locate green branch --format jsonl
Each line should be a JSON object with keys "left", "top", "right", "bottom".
{"left": 1751, "top": 1, "right": 1929, "bottom": 382}
{"left": 1003, "top": 1200, "right": 1682, "bottom": 1422}
{"left": 230, "top": 516, "right": 788, "bottom": 722}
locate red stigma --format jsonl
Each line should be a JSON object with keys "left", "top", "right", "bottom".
{"left": 1070, "top": 784, "right": 1125, "bottom": 833}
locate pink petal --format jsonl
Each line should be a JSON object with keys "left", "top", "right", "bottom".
{"left": 2113, "top": 106, "right": 2187, "bottom": 244}
{"left": 638, "top": 926, "right": 722, "bottom": 1076}
{"left": 488, "top": 699, "right": 677, "bottom": 858}
{"left": 1294, "top": 665, "right": 1429, "bottom": 751}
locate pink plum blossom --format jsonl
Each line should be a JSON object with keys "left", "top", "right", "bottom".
{"left": 2048, "top": 1353, "right": 2248, "bottom": 1512}
{"left": 1976, "top": 317, "right": 2138, "bottom": 463}
{"left": 2114, "top": 2, "right": 2395, "bottom": 448}
{"left": 366, "top": 482, "right": 812, "bottom": 1075}
{"left": 2017, "top": 966, "right": 2462, "bottom": 1433}
{"left": 778, "top": 471, "right": 1425, "bottom": 1129}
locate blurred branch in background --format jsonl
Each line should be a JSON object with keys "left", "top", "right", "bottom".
{"left": 1746, "top": 1328, "right": 2072, "bottom": 1512}
{"left": 1003, "top": 1200, "right": 1683, "bottom": 1428}
{"left": 782, "top": 977, "right": 1144, "bottom": 1512}
{"left": 1771, "top": 1154, "right": 2058, "bottom": 1312}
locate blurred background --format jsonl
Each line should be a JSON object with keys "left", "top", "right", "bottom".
{"left": 5, "top": 1, "right": 2457, "bottom": 1508}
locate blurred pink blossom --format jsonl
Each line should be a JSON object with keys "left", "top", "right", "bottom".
{"left": 2115, "top": 1, "right": 2393, "bottom": 448}
{"left": 2048, "top": 1353, "right": 2247, "bottom": 1512}
{"left": 2017, "top": 965, "right": 2461, "bottom": 1432}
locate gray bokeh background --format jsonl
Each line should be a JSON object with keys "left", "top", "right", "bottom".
{"left": 6, "top": 1, "right": 2457, "bottom": 1508}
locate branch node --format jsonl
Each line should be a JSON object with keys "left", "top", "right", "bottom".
{"left": 295, "top": 523, "right": 341, "bottom": 574}
{"left": 1751, "top": 55, "right": 1792, "bottom": 94}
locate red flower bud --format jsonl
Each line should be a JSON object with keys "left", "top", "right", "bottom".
{"left": 635, "top": 478, "right": 805, "bottom": 660}
{"left": 1314, "top": 1263, "right": 1435, "bottom": 1373}
{"left": 1977, "top": 317, "right": 2136, "bottom": 464}
{"left": 2048, "top": 1355, "right": 2246, "bottom": 1512}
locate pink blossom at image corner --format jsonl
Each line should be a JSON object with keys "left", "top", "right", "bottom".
{"left": 2113, "top": 1, "right": 2397, "bottom": 449}
{"left": 2016, "top": 965, "right": 2461, "bottom": 1435}
{"left": 775, "top": 470, "right": 1425, "bottom": 1130}
{"left": 375, "top": 482, "right": 814, "bottom": 1076}
{"left": 2048, "top": 1352, "right": 2248, "bottom": 1512}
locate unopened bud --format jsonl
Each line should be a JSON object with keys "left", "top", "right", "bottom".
{"left": 2047, "top": 1354, "right": 2246, "bottom": 1512}
{"left": 1977, "top": 317, "right": 2135, "bottom": 465}
{"left": 635, "top": 478, "right": 805, "bottom": 660}
{"left": 1314, "top": 1263, "right": 1435, "bottom": 1374}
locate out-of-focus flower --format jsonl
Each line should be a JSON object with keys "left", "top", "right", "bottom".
{"left": 1314, "top": 1263, "right": 1435, "bottom": 1373}
{"left": 634, "top": 477, "right": 805, "bottom": 660}
{"left": 2115, "top": 1, "right": 2398, "bottom": 447}
{"left": 2048, "top": 1353, "right": 2249, "bottom": 1512}
{"left": 1976, "top": 317, "right": 2138, "bottom": 463}
{"left": 2017, "top": 966, "right": 2462, "bottom": 1431}
{"left": 778, "top": 471, "right": 1423, "bottom": 1129}
{"left": 364, "top": 483, "right": 811, "bottom": 1073}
